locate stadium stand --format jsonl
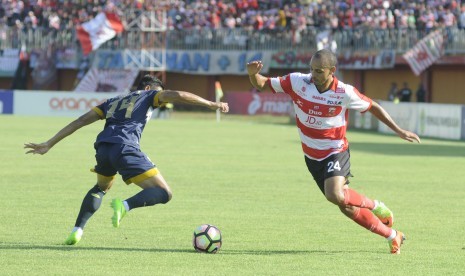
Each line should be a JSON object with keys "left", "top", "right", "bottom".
{"left": 1, "top": 0, "right": 465, "bottom": 53}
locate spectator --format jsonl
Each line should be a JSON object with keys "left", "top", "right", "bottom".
{"left": 416, "top": 83, "right": 426, "bottom": 102}
{"left": 387, "top": 82, "right": 398, "bottom": 102}
{"left": 398, "top": 82, "right": 412, "bottom": 102}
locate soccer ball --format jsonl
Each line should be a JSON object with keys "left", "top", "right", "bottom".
{"left": 192, "top": 224, "right": 222, "bottom": 254}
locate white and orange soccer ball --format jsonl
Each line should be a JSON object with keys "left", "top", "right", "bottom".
{"left": 192, "top": 224, "right": 222, "bottom": 254}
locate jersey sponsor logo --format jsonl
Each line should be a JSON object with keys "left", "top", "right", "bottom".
{"left": 312, "top": 95, "right": 326, "bottom": 101}
{"left": 335, "top": 86, "right": 345, "bottom": 93}
{"left": 327, "top": 100, "right": 342, "bottom": 105}
{"left": 308, "top": 109, "right": 323, "bottom": 116}
{"left": 329, "top": 94, "right": 344, "bottom": 99}
{"left": 305, "top": 115, "right": 323, "bottom": 126}
{"left": 294, "top": 88, "right": 306, "bottom": 97}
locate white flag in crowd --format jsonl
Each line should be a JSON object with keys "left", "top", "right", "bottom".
{"left": 403, "top": 30, "right": 444, "bottom": 76}
{"left": 77, "top": 12, "right": 124, "bottom": 55}
{"left": 74, "top": 68, "right": 139, "bottom": 93}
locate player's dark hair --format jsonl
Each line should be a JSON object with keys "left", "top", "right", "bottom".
{"left": 137, "top": 74, "right": 164, "bottom": 90}
{"left": 312, "top": 49, "right": 337, "bottom": 67}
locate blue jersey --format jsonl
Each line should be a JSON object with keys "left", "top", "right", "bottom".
{"left": 92, "top": 89, "right": 162, "bottom": 148}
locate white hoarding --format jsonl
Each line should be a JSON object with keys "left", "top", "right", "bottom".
{"left": 378, "top": 101, "right": 462, "bottom": 140}
{"left": 417, "top": 103, "right": 462, "bottom": 140}
{"left": 14, "top": 91, "right": 122, "bottom": 117}
{"left": 378, "top": 101, "right": 418, "bottom": 134}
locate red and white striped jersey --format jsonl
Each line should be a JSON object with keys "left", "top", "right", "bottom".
{"left": 267, "top": 72, "right": 372, "bottom": 161}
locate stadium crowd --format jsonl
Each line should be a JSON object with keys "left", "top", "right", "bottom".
{"left": 1, "top": 0, "right": 465, "bottom": 32}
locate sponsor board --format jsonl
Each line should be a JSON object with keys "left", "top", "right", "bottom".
{"left": 378, "top": 101, "right": 418, "bottom": 134}
{"left": 378, "top": 101, "right": 462, "bottom": 140}
{"left": 0, "top": 90, "right": 14, "bottom": 114}
{"left": 93, "top": 50, "right": 272, "bottom": 75}
{"left": 226, "top": 92, "right": 292, "bottom": 115}
{"left": 462, "top": 106, "right": 465, "bottom": 140}
{"left": 14, "top": 91, "right": 122, "bottom": 117}
{"left": 0, "top": 49, "right": 20, "bottom": 77}
{"left": 416, "top": 103, "right": 461, "bottom": 140}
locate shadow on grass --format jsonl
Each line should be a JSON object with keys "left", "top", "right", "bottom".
{"left": 349, "top": 142, "right": 465, "bottom": 157}
{"left": 0, "top": 242, "right": 371, "bottom": 255}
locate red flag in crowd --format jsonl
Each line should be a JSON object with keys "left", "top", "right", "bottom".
{"left": 402, "top": 30, "right": 444, "bottom": 76}
{"left": 76, "top": 12, "right": 124, "bottom": 55}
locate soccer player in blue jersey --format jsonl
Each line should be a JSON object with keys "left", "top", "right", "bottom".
{"left": 24, "top": 75, "right": 229, "bottom": 245}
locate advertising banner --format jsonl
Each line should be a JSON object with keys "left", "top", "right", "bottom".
{"left": 30, "top": 47, "right": 80, "bottom": 69}
{"left": 93, "top": 50, "right": 272, "bottom": 75}
{"left": 378, "top": 101, "right": 418, "bottom": 134}
{"left": 270, "top": 50, "right": 395, "bottom": 70}
{"left": 0, "top": 49, "right": 20, "bottom": 77}
{"left": 462, "top": 106, "right": 465, "bottom": 140}
{"left": 14, "top": 91, "right": 121, "bottom": 117}
{"left": 0, "top": 90, "right": 14, "bottom": 114}
{"left": 226, "top": 92, "right": 292, "bottom": 115}
{"left": 378, "top": 101, "right": 462, "bottom": 140}
{"left": 417, "top": 103, "right": 462, "bottom": 140}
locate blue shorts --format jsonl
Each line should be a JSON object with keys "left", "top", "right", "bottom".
{"left": 92, "top": 143, "right": 158, "bottom": 184}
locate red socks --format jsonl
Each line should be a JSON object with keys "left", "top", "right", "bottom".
{"left": 351, "top": 208, "right": 393, "bottom": 238}
{"left": 343, "top": 189, "right": 375, "bottom": 210}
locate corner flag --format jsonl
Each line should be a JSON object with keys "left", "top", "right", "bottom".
{"left": 215, "top": 81, "right": 224, "bottom": 122}
{"left": 215, "top": 81, "right": 224, "bottom": 101}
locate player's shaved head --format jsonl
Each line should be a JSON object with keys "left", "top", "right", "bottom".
{"left": 137, "top": 74, "right": 164, "bottom": 90}
{"left": 311, "top": 49, "right": 337, "bottom": 68}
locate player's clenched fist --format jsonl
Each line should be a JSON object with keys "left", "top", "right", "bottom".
{"left": 246, "top": 61, "right": 263, "bottom": 76}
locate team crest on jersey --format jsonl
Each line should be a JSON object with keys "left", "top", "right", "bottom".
{"left": 301, "top": 86, "right": 306, "bottom": 92}
{"left": 328, "top": 107, "right": 337, "bottom": 116}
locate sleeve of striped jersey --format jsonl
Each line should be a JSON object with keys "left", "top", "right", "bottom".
{"left": 346, "top": 86, "right": 373, "bottom": 113}
{"left": 267, "top": 74, "right": 293, "bottom": 95}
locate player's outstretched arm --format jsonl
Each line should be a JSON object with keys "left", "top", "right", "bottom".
{"left": 24, "top": 109, "right": 101, "bottom": 155}
{"left": 158, "top": 90, "right": 229, "bottom": 113}
{"left": 246, "top": 60, "right": 268, "bottom": 91}
{"left": 369, "top": 101, "right": 421, "bottom": 143}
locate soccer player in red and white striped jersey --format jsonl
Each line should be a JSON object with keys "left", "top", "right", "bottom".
{"left": 247, "top": 49, "right": 421, "bottom": 254}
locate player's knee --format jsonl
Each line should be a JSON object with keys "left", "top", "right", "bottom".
{"left": 325, "top": 191, "right": 345, "bottom": 206}
{"left": 165, "top": 188, "right": 173, "bottom": 202}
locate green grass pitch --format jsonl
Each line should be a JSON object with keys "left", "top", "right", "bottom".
{"left": 1, "top": 113, "right": 464, "bottom": 275}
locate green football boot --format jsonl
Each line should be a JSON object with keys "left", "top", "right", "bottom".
{"left": 64, "top": 229, "right": 83, "bottom": 245}
{"left": 111, "top": 198, "right": 127, "bottom": 228}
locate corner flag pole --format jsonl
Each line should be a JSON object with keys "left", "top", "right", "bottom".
{"left": 215, "top": 81, "right": 224, "bottom": 123}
